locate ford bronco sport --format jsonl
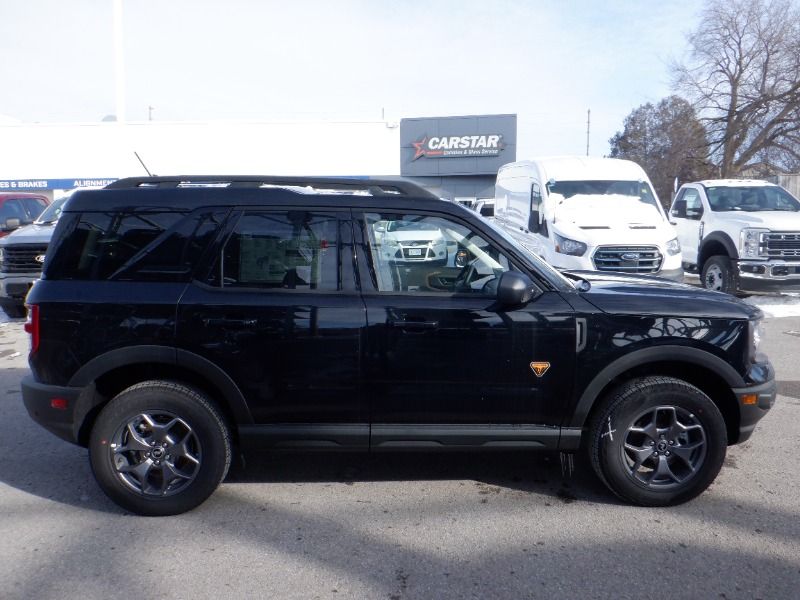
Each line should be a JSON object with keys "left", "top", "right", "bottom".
{"left": 21, "top": 176, "right": 775, "bottom": 515}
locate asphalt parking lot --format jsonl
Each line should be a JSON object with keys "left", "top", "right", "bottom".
{"left": 1, "top": 314, "right": 798, "bottom": 600}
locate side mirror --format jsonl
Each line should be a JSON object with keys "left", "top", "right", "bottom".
{"left": 497, "top": 271, "right": 537, "bottom": 306}
{"left": 3, "top": 218, "right": 20, "bottom": 231}
{"left": 375, "top": 225, "right": 386, "bottom": 233}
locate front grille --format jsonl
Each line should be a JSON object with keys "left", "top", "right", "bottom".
{"left": 1, "top": 244, "right": 49, "bottom": 273}
{"left": 763, "top": 232, "right": 800, "bottom": 258}
{"left": 593, "top": 245, "right": 663, "bottom": 274}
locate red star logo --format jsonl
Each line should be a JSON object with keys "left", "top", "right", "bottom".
{"left": 412, "top": 136, "right": 428, "bottom": 160}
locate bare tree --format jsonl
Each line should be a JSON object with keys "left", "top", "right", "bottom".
{"left": 673, "top": 0, "right": 800, "bottom": 177}
{"left": 610, "top": 96, "right": 713, "bottom": 205}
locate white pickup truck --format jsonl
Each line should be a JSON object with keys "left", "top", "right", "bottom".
{"left": 669, "top": 179, "right": 800, "bottom": 294}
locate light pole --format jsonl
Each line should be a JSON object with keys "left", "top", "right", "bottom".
{"left": 113, "top": 0, "right": 126, "bottom": 123}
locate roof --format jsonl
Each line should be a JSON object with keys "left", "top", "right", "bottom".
{"left": 66, "top": 175, "right": 447, "bottom": 212}
{"left": 499, "top": 156, "right": 648, "bottom": 182}
{"left": 696, "top": 179, "right": 776, "bottom": 187}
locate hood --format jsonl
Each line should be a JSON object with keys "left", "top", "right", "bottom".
{"left": 554, "top": 194, "right": 666, "bottom": 229}
{"left": 386, "top": 229, "right": 443, "bottom": 242}
{"left": 563, "top": 270, "right": 761, "bottom": 320}
{"left": 0, "top": 223, "right": 55, "bottom": 246}
{"left": 714, "top": 210, "right": 800, "bottom": 230}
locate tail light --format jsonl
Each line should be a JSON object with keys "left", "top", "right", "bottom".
{"left": 24, "top": 304, "right": 39, "bottom": 353}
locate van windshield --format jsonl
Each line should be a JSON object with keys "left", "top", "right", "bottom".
{"left": 546, "top": 180, "right": 659, "bottom": 208}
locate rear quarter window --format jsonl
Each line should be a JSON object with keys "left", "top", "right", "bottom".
{"left": 44, "top": 210, "right": 225, "bottom": 281}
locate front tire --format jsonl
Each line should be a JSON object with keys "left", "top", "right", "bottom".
{"left": 701, "top": 255, "right": 737, "bottom": 294}
{"left": 588, "top": 376, "right": 727, "bottom": 506}
{"left": 1, "top": 302, "right": 27, "bottom": 318}
{"left": 89, "top": 381, "right": 231, "bottom": 516}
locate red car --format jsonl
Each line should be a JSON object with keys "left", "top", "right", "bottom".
{"left": 0, "top": 192, "right": 50, "bottom": 238}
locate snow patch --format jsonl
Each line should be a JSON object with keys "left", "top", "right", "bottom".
{"left": 743, "top": 294, "right": 800, "bottom": 318}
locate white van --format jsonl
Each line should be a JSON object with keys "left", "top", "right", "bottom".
{"left": 494, "top": 156, "right": 683, "bottom": 280}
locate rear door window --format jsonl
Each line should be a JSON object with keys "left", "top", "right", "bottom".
{"left": 213, "top": 210, "right": 340, "bottom": 291}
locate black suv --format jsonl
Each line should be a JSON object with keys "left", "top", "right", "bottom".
{"left": 21, "top": 177, "right": 776, "bottom": 515}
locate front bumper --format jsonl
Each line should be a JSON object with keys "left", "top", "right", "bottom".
{"left": 731, "top": 378, "right": 777, "bottom": 443}
{"left": 0, "top": 272, "right": 39, "bottom": 302}
{"left": 737, "top": 261, "right": 800, "bottom": 293}
{"left": 21, "top": 376, "right": 88, "bottom": 446}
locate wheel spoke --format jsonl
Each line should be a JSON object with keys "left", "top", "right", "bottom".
{"left": 118, "top": 457, "right": 154, "bottom": 482}
{"left": 670, "top": 441, "right": 704, "bottom": 469}
{"left": 624, "top": 443, "right": 654, "bottom": 472}
{"left": 650, "top": 455, "right": 680, "bottom": 484}
{"left": 116, "top": 422, "right": 152, "bottom": 453}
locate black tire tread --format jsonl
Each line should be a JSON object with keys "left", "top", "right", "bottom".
{"left": 90, "top": 379, "right": 231, "bottom": 516}
{"left": 587, "top": 375, "right": 726, "bottom": 506}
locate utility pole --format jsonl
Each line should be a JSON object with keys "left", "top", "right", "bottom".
{"left": 586, "top": 109, "right": 591, "bottom": 156}
{"left": 148, "top": 106, "right": 154, "bottom": 121}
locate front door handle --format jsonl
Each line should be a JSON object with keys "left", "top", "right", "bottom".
{"left": 388, "top": 319, "right": 439, "bottom": 331}
{"left": 202, "top": 318, "right": 257, "bottom": 328}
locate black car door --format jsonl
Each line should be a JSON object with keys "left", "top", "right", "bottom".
{"left": 175, "top": 207, "right": 368, "bottom": 448}
{"left": 353, "top": 209, "right": 577, "bottom": 449}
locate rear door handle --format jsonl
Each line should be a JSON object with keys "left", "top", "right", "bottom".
{"left": 388, "top": 320, "right": 439, "bottom": 331}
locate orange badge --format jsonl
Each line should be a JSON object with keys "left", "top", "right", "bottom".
{"left": 530, "top": 361, "right": 550, "bottom": 377}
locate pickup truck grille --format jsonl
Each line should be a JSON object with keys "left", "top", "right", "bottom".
{"left": 593, "top": 245, "right": 663, "bottom": 274}
{"left": 763, "top": 232, "right": 800, "bottom": 258}
{"left": 0, "top": 244, "right": 49, "bottom": 273}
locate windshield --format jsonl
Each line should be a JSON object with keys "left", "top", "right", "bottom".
{"left": 546, "top": 180, "right": 659, "bottom": 209}
{"left": 480, "top": 216, "right": 573, "bottom": 290}
{"left": 34, "top": 196, "right": 69, "bottom": 224}
{"left": 705, "top": 185, "right": 800, "bottom": 212}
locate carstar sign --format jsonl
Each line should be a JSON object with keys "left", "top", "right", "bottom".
{"left": 412, "top": 134, "right": 505, "bottom": 160}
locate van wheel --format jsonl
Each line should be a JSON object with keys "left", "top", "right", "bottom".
{"left": 701, "top": 255, "right": 737, "bottom": 294}
{"left": 588, "top": 376, "right": 727, "bottom": 506}
{"left": 89, "top": 381, "right": 231, "bottom": 516}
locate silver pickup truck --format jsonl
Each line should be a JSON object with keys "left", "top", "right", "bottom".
{"left": 0, "top": 196, "right": 66, "bottom": 317}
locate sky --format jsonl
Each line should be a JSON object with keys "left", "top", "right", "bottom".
{"left": 0, "top": 0, "right": 702, "bottom": 158}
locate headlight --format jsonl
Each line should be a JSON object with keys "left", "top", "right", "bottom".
{"left": 749, "top": 319, "right": 765, "bottom": 362}
{"left": 553, "top": 232, "right": 587, "bottom": 256}
{"left": 0, "top": 248, "right": 4, "bottom": 263}
{"left": 739, "top": 228, "right": 768, "bottom": 258}
{"left": 666, "top": 238, "right": 681, "bottom": 256}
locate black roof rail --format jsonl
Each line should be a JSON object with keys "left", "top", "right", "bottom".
{"left": 104, "top": 176, "right": 439, "bottom": 199}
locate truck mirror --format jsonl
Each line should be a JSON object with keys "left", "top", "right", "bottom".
{"left": 3, "top": 218, "right": 21, "bottom": 231}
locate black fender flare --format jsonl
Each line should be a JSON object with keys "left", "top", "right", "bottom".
{"left": 68, "top": 345, "right": 253, "bottom": 424}
{"left": 700, "top": 231, "right": 739, "bottom": 264}
{"left": 567, "top": 345, "right": 745, "bottom": 429}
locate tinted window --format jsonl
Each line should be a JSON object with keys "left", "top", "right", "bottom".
{"left": 23, "top": 198, "right": 48, "bottom": 220}
{"left": 45, "top": 211, "right": 186, "bottom": 280}
{"left": 362, "top": 212, "right": 513, "bottom": 295}
{"left": 0, "top": 199, "right": 26, "bottom": 222}
{"left": 218, "top": 211, "right": 339, "bottom": 290}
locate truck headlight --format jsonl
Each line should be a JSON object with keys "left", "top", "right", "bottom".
{"left": 739, "top": 228, "right": 768, "bottom": 258}
{"left": 554, "top": 233, "right": 587, "bottom": 256}
{"left": 0, "top": 248, "right": 4, "bottom": 263}
{"left": 749, "top": 318, "right": 765, "bottom": 362}
{"left": 666, "top": 238, "right": 681, "bottom": 256}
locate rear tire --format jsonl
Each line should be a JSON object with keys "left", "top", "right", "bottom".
{"left": 701, "top": 255, "right": 737, "bottom": 294}
{"left": 89, "top": 380, "right": 231, "bottom": 516}
{"left": 588, "top": 376, "right": 727, "bottom": 506}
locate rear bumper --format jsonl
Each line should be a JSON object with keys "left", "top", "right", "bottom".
{"left": 731, "top": 378, "right": 777, "bottom": 443}
{"left": 21, "top": 375, "right": 86, "bottom": 445}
